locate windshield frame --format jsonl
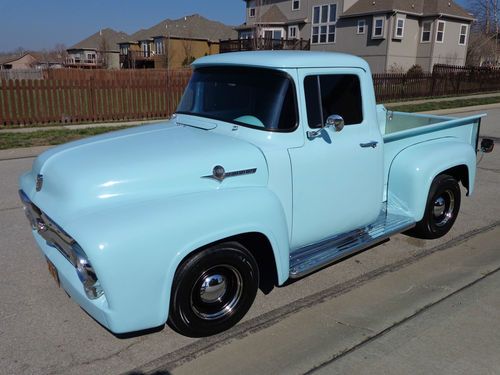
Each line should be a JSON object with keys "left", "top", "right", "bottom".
{"left": 176, "top": 66, "right": 300, "bottom": 133}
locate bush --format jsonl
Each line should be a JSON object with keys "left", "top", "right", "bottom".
{"left": 407, "top": 64, "right": 424, "bottom": 76}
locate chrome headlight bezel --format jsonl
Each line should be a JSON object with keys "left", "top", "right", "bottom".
{"left": 73, "top": 245, "right": 104, "bottom": 300}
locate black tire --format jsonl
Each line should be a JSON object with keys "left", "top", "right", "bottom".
{"left": 168, "top": 242, "right": 259, "bottom": 337}
{"left": 409, "top": 174, "right": 461, "bottom": 239}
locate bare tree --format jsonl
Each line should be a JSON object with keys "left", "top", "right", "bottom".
{"left": 466, "top": 0, "right": 500, "bottom": 65}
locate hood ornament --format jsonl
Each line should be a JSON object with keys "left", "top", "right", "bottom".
{"left": 202, "top": 165, "right": 257, "bottom": 182}
{"left": 36, "top": 174, "right": 44, "bottom": 192}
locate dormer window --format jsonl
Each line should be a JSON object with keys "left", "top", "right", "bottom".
{"left": 249, "top": 7, "right": 256, "bottom": 18}
{"left": 292, "top": 0, "right": 300, "bottom": 10}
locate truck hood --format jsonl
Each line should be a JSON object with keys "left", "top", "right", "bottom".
{"left": 20, "top": 120, "right": 268, "bottom": 223}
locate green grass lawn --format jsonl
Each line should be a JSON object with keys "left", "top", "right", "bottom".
{"left": 386, "top": 96, "right": 500, "bottom": 113}
{"left": 0, "top": 126, "right": 133, "bottom": 150}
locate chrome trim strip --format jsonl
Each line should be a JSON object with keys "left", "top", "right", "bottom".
{"left": 289, "top": 207, "right": 415, "bottom": 279}
{"left": 202, "top": 167, "right": 257, "bottom": 182}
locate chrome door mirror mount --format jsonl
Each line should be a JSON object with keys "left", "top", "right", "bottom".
{"left": 325, "top": 114, "right": 345, "bottom": 132}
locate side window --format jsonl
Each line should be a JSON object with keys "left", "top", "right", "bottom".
{"left": 304, "top": 74, "right": 363, "bottom": 128}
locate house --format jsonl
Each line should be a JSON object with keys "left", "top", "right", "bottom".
{"left": 0, "top": 53, "right": 38, "bottom": 70}
{"left": 119, "top": 14, "right": 237, "bottom": 69}
{"left": 66, "top": 28, "right": 129, "bottom": 69}
{"left": 230, "top": 0, "right": 474, "bottom": 73}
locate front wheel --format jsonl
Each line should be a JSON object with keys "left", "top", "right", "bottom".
{"left": 409, "top": 174, "right": 461, "bottom": 239}
{"left": 168, "top": 242, "right": 259, "bottom": 337}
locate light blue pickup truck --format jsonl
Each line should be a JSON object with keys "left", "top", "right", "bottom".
{"left": 19, "top": 51, "right": 493, "bottom": 337}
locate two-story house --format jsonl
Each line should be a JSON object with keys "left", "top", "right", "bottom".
{"left": 119, "top": 14, "right": 237, "bottom": 69}
{"left": 66, "top": 29, "right": 129, "bottom": 69}
{"left": 232, "top": 0, "right": 473, "bottom": 73}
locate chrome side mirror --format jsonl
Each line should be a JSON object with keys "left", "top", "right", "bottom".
{"left": 325, "top": 114, "right": 344, "bottom": 132}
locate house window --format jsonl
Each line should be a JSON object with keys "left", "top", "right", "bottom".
{"left": 394, "top": 17, "right": 405, "bottom": 38}
{"left": 357, "top": 19, "right": 366, "bottom": 34}
{"left": 421, "top": 21, "right": 432, "bottom": 42}
{"left": 240, "top": 31, "right": 253, "bottom": 39}
{"left": 289, "top": 25, "right": 299, "bottom": 39}
{"left": 249, "top": 7, "right": 256, "bottom": 17}
{"left": 436, "top": 20, "right": 445, "bottom": 43}
{"left": 304, "top": 74, "right": 363, "bottom": 128}
{"left": 142, "top": 42, "right": 151, "bottom": 57}
{"left": 459, "top": 24, "right": 468, "bottom": 45}
{"left": 120, "top": 46, "right": 129, "bottom": 55}
{"left": 155, "top": 39, "right": 164, "bottom": 55}
{"left": 292, "top": 0, "right": 300, "bottom": 10}
{"left": 372, "top": 16, "right": 385, "bottom": 38}
{"left": 312, "top": 4, "right": 337, "bottom": 44}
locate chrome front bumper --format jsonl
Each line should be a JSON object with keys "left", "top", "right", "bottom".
{"left": 19, "top": 190, "right": 80, "bottom": 266}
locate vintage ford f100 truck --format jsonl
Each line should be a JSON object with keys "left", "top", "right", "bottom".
{"left": 19, "top": 51, "right": 494, "bottom": 337}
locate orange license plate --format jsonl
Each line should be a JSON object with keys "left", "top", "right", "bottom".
{"left": 46, "top": 258, "right": 60, "bottom": 287}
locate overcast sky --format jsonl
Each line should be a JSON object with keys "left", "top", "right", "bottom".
{"left": 0, "top": 0, "right": 470, "bottom": 52}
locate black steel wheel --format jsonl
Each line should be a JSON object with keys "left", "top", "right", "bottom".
{"left": 168, "top": 242, "right": 259, "bottom": 337}
{"left": 409, "top": 174, "right": 461, "bottom": 239}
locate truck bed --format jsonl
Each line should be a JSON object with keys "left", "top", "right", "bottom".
{"left": 377, "top": 105, "right": 484, "bottom": 200}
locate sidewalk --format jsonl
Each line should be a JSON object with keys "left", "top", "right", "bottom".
{"left": 0, "top": 118, "right": 166, "bottom": 134}
{"left": 384, "top": 91, "right": 500, "bottom": 107}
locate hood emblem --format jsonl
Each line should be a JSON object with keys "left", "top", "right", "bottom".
{"left": 203, "top": 165, "right": 257, "bottom": 182}
{"left": 36, "top": 174, "right": 44, "bottom": 192}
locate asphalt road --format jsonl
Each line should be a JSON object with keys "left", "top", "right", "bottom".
{"left": 0, "top": 108, "right": 499, "bottom": 375}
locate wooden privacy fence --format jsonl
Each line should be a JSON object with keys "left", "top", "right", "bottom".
{"left": 2, "top": 64, "right": 500, "bottom": 127}
{"left": 374, "top": 65, "right": 500, "bottom": 101}
{"left": 0, "top": 68, "right": 192, "bottom": 126}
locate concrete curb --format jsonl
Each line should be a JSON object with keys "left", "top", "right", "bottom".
{"left": 0, "top": 146, "right": 52, "bottom": 161}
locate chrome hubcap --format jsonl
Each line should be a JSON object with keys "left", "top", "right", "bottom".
{"left": 191, "top": 265, "right": 243, "bottom": 320}
{"left": 200, "top": 274, "right": 227, "bottom": 303}
{"left": 432, "top": 190, "right": 455, "bottom": 227}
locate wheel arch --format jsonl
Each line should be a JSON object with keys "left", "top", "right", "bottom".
{"left": 172, "top": 232, "right": 279, "bottom": 296}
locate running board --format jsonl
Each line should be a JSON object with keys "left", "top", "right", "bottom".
{"left": 289, "top": 208, "right": 415, "bottom": 279}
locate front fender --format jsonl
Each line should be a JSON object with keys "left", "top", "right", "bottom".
{"left": 64, "top": 187, "right": 290, "bottom": 333}
{"left": 388, "top": 139, "right": 476, "bottom": 222}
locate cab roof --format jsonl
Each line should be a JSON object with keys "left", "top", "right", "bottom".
{"left": 192, "top": 51, "right": 370, "bottom": 71}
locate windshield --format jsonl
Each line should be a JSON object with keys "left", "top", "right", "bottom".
{"left": 177, "top": 67, "right": 297, "bottom": 131}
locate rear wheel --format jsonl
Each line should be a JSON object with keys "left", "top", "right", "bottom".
{"left": 409, "top": 174, "right": 461, "bottom": 239}
{"left": 168, "top": 242, "right": 259, "bottom": 337}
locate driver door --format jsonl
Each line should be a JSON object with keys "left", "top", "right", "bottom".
{"left": 288, "top": 68, "right": 384, "bottom": 250}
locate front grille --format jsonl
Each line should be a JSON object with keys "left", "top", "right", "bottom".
{"left": 19, "top": 190, "right": 78, "bottom": 266}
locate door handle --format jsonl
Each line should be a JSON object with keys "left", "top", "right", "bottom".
{"left": 360, "top": 141, "right": 378, "bottom": 148}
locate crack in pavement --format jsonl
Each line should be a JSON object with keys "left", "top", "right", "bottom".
{"left": 335, "top": 321, "right": 375, "bottom": 333}
{"left": 130, "top": 220, "right": 500, "bottom": 375}
{"left": 48, "top": 337, "right": 148, "bottom": 375}
{"left": 0, "top": 206, "right": 22, "bottom": 213}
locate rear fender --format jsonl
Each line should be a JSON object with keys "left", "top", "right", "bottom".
{"left": 387, "top": 140, "right": 476, "bottom": 222}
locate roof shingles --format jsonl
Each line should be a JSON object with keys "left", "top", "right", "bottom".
{"left": 342, "top": 0, "right": 473, "bottom": 20}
